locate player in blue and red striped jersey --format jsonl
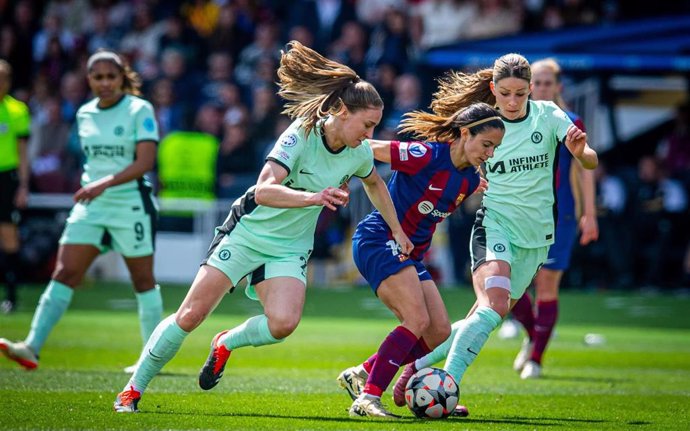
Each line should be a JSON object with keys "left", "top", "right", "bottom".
{"left": 510, "top": 58, "right": 599, "bottom": 379}
{"left": 338, "top": 102, "right": 504, "bottom": 418}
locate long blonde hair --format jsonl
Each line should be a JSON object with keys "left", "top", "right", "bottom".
{"left": 399, "top": 102, "right": 504, "bottom": 142}
{"left": 277, "top": 41, "right": 383, "bottom": 137}
{"left": 531, "top": 58, "right": 567, "bottom": 109}
{"left": 431, "top": 53, "right": 531, "bottom": 117}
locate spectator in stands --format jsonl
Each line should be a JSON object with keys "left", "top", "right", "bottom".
{"left": 216, "top": 122, "right": 259, "bottom": 199}
{"left": 234, "top": 22, "right": 281, "bottom": 89}
{"left": 411, "top": 0, "right": 477, "bottom": 49}
{"left": 0, "top": 60, "right": 31, "bottom": 313}
{"left": 199, "top": 51, "right": 235, "bottom": 106}
{"left": 0, "top": 51, "right": 162, "bottom": 370}
{"left": 465, "top": 0, "right": 523, "bottom": 40}
{"left": 329, "top": 21, "right": 368, "bottom": 78}
{"left": 149, "top": 78, "right": 188, "bottom": 137}
{"left": 28, "top": 96, "right": 77, "bottom": 193}
{"left": 288, "top": 0, "right": 357, "bottom": 52}
{"left": 657, "top": 103, "right": 690, "bottom": 187}
{"left": 366, "top": 7, "right": 412, "bottom": 74}
{"left": 632, "top": 155, "right": 688, "bottom": 287}
{"left": 113, "top": 40, "right": 412, "bottom": 414}
{"left": 382, "top": 74, "right": 423, "bottom": 138}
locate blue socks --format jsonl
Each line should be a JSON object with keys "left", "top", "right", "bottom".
{"left": 218, "top": 315, "right": 282, "bottom": 349}
{"left": 25, "top": 280, "right": 74, "bottom": 354}
{"left": 135, "top": 285, "right": 163, "bottom": 344}
{"left": 444, "top": 306, "right": 502, "bottom": 385}
{"left": 126, "top": 314, "right": 188, "bottom": 393}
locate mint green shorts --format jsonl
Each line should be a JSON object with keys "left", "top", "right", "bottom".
{"left": 204, "top": 228, "right": 309, "bottom": 301}
{"left": 59, "top": 190, "right": 157, "bottom": 257}
{"left": 471, "top": 213, "right": 548, "bottom": 299}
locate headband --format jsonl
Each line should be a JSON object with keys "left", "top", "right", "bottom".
{"left": 87, "top": 51, "right": 123, "bottom": 71}
{"left": 461, "top": 116, "right": 502, "bottom": 129}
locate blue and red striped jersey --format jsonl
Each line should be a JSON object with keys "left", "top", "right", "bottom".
{"left": 554, "top": 112, "right": 585, "bottom": 223}
{"left": 357, "top": 141, "right": 481, "bottom": 260}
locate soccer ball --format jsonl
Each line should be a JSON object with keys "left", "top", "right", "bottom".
{"left": 405, "top": 367, "right": 459, "bottom": 419}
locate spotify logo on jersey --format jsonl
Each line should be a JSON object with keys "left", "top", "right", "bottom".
{"left": 418, "top": 201, "right": 434, "bottom": 214}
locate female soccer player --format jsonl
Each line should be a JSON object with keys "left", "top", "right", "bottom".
{"left": 113, "top": 41, "right": 413, "bottom": 413}
{"left": 337, "top": 102, "right": 504, "bottom": 418}
{"left": 511, "top": 58, "right": 599, "bottom": 379}
{"left": 392, "top": 53, "right": 598, "bottom": 411}
{"left": 0, "top": 50, "right": 162, "bottom": 371}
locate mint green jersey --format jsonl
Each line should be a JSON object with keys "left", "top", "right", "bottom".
{"left": 76, "top": 95, "right": 159, "bottom": 195}
{"left": 483, "top": 100, "right": 573, "bottom": 248}
{"left": 227, "top": 119, "right": 374, "bottom": 254}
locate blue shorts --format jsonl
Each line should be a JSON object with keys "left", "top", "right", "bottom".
{"left": 352, "top": 223, "right": 431, "bottom": 294}
{"left": 543, "top": 219, "right": 577, "bottom": 270}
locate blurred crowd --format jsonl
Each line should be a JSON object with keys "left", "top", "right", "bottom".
{"left": 2, "top": 0, "right": 689, "bottom": 289}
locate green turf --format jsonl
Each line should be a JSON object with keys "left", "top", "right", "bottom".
{"left": 1, "top": 283, "right": 689, "bottom": 430}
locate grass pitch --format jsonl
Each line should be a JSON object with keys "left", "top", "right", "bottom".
{"left": 1, "top": 282, "right": 689, "bottom": 430}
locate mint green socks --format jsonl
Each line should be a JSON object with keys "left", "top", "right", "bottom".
{"left": 444, "top": 306, "right": 502, "bottom": 385}
{"left": 414, "top": 319, "right": 466, "bottom": 370}
{"left": 25, "top": 280, "right": 74, "bottom": 354}
{"left": 135, "top": 285, "right": 163, "bottom": 344}
{"left": 126, "top": 314, "right": 188, "bottom": 393}
{"left": 218, "top": 315, "right": 283, "bottom": 349}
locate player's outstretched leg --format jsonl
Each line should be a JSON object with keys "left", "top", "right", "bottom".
{"left": 0, "top": 338, "right": 38, "bottom": 370}
{"left": 337, "top": 364, "right": 369, "bottom": 401}
{"left": 199, "top": 330, "right": 232, "bottom": 390}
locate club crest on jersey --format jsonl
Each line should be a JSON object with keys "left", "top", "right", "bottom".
{"left": 280, "top": 134, "right": 298, "bottom": 147}
{"left": 408, "top": 142, "right": 427, "bottom": 158}
{"left": 114, "top": 126, "right": 124, "bottom": 136}
{"left": 531, "top": 131, "right": 543, "bottom": 144}
{"left": 455, "top": 193, "right": 466, "bottom": 205}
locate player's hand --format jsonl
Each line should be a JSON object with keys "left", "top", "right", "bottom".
{"left": 14, "top": 185, "right": 28, "bottom": 209}
{"left": 392, "top": 230, "right": 414, "bottom": 256}
{"left": 313, "top": 186, "right": 349, "bottom": 211}
{"left": 579, "top": 214, "right": 599, "bottom": 245}
{"left": 476, "top": 177, "right": 489, "bottom": 193}
{"left": 338, "top": 181, "right": 350, "bottom": 207}
{"left": 564, "top": 124, "right": 587, "bottom": 159}
{"left": 74, "top": 178, "right": 110, "bottom": 204}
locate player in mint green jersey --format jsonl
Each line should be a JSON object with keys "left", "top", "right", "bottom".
{"left": 0, "top": 51, "right": 162, "bottom": 373}
{"left": 114, "top": 41, "right": 413, "bottom": 413}
{"left": 392, "top": 53, "right": 598, "bottom": 415}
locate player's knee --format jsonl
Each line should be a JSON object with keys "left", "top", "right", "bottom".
{"left": 267, "top": 313, "right": 301, "bottom": 339}
{"left": 175, "top": 307, "right": 206, "bottom": 332}
{"left": 403, "top": 310, "right": 431, "bottom": 336}
{"left": 130, "top": 273, "right": 156, "bottom": 292}
{"left": 51, "top": 264, "right": 82, "bottom": 287}
{"left": 484, "top": 275, "right": 512, "bottom": 317}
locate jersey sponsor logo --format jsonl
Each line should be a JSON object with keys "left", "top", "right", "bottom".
{"left": 493, "top": 243, "right": 506, "bottom": 252}
{"left": 280, "top": 134, "right": 298, "bottom": 147}
{"left": 218, "top": 249, "right": 231, "bottom": 260}
{"left": 143, "top": 117, "right": 155, "bottom": 132}
{"left": 428, "top": 184, "right": 443, "bottom": 191}
{"left": 487, "top": 153, "right": 550, "bottom": 174}
{"left": 417, "top": 200, "right": 451, "bottom": 218}
{"left": 531, "top": 131, "right": 543, "bottom": 143}
{"left": 418, "top": 200, "right": 434, "bottom": 214}
{"left": 408, "top": 142, "right": 427, "bottom": 158}
{"left": 398, "top": 141, "right": 408, "bottom": 161}
{"left": 431, "top": 209, "right": 451, "bottom": 218}
{"left": 83, "top": 145, "right": 126, "bottom": 158}
{"left": 114, "top": 126, "right": 124, "bottom": 136}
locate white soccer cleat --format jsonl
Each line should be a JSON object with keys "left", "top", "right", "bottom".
{"left": 513, "top": 337, "right": 534, "bottom": 372}
{"left": 520, "top": 360, "right": 542, "bottom": 379}
{"left": 349, "top": 394, "right": 401, "bottom": 419}
{"left": 336, "top": 365, "right": 368, "bottom": 401}
{"left": 0, "top": 338, "right": 38, "bottom": 370}
{"left": 498, "top": 318, "right": 520, "bottom": 340}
